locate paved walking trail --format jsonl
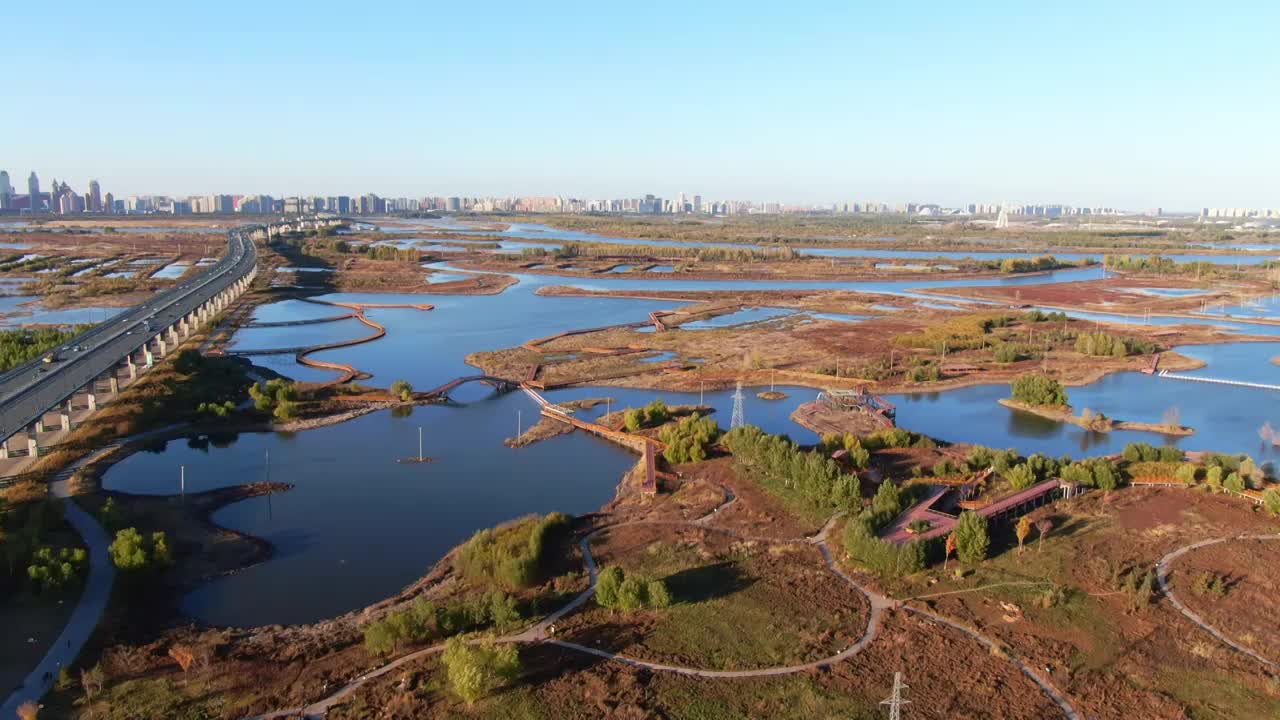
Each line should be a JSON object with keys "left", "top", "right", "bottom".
{"left": 0, "top": 469, "right": 114, "bottom": 718}
{"left": 245, "top": 491, "right": 1079, "bottom": 720}
{"left": 1156, "top": 533, "right": 1280, "bottom": 671}
{"left": 0, "top": 422, "right": 189, "bottom": 717}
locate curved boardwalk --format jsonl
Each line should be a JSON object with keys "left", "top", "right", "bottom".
{"left": 242, "top": 498, "right": 1079, "bottom": 720}
{"left": 1156, "top": 533, "right": 1280, "bottom": 670}
{"left": 229, "top": 300, "right": 433, "bottom": 384}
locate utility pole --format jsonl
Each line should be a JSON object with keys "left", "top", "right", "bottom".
{"left": 880, "top": 672, "right": 910, "bottom": 720}
{"left": 179, "top": 465, "right": 185, "bottom": 498}
{"left": 517, "top": 410, "right": 522, "bottom": 439}
{"left": 418, "top": 426, "right": 424, "bottom": 462}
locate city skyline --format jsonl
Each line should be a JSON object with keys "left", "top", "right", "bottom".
{"left": 4, "top": 2, "right": 1278, "bottom": 209}
{"left": 6, "top": 167, "right": 1280, "bottom": 220}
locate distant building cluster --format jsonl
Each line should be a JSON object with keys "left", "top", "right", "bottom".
{"left": 2, "top": 167, "right": 1268, "bottom": 222}
{"left": 1201, "top": 207, "right": 1280, "bottom": 220}
{"left": 0, "top": 170, "right": 115, "bottom": 215}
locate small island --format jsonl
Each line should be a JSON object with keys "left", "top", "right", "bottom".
{"left": 1002, "top": 373, "right": 1195, "bottom": 436}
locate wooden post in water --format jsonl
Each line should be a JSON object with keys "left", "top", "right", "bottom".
{"left": 418, "top": 426, "right": 424, "bottom": 462}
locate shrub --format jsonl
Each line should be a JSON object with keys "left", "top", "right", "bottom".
{"left": 1192, "top": 572, "right": 1227, "bottom": 598}
{"left": 441, "top": 637, "right": 521, "bottom": 704}
{"left": 953, "top": 511, "right": 990, "bottom": 563}
{"left": 390, "top": 379, "right": 413, "bottom": 401}
{"left": 993, "top": 343, "right": 1031, "bottom": 363}
{"left": 1010, "top": 374, "right": 1067, "bottom": 407}
{"left": 1224, "top": 472, "right": 1246, "bottom": 494}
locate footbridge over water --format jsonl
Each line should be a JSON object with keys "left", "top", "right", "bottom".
{"left": 1155, "top": 370, "right": 1280, "bottom": 392}
{"left": 422, "top": 375, "right": 519, "bottom": 400}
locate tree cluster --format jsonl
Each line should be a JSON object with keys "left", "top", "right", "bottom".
{"left": 622, "top": 399, "right": 670, "bottom": 431}
{"left": 818, "top": 433, "right": 871, "bottom": 469}
{"left": 26, "top": 546, "right": 87, "bottom": 593}
{"left": 843, "top": 513, "right": 927, "bottom": 576}
{"left": 595, "top": 565, "right": 672, "bottom": 611}
{"left": 248, "top": 378, "right": 299, "bottom": 421}
{"left": 441, "top": 637, "right": 521, "bottom": 704}
{"left": 0, "top": 326, "right": 86, "bottom": 373}
{"left": 722, "top": 425, "right": 859, "bottom": 516}
{"left": 1010, "top": 373, "right": 1068, "bottom": 407}
{"left": 657, "top": 413, "right": 720, "bottom": 463}
{"left": 1122, "top": 442, "right": 1185, "bottom": 464}
{"left": 363, "top": 592, "right": 522, "bottom": 656}
{"left": 1074, "top": 331, "right": 1153, "bottom": 357}
{"left": 454, "top": 513, "right": 569, "bottom": 590}
{"left": 108, "top": 528, "right": 172, "bottom": 572}
{"left": 995, "top": 255, "right": 1070, "bottom": 274}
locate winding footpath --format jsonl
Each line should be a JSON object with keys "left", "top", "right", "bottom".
{"left": 244, "top": 492, "right": 1079, "bottom": 720}
{"left": 1, "top": 463, "right": 116, "bottom": 717}
{"left": 1156, "top": 533, "right": 1280, "bottom": 671}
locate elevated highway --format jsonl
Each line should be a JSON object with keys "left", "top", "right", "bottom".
{"left": 0, "top": 225, "right": 263, "bottom": 462}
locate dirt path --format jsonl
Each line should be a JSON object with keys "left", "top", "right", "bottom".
{"left": 1156, "top": 533, "right": 1280, "bottom": 670}
{"left": 243, "top": 498, "right": 1080, "bottom": 720}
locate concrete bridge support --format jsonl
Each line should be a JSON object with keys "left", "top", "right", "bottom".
{"left": 107, "top": 373, "right": 120, "bottom": 394}
{"left": 126, "top": 356, "right": 138, "bottom": 379}
{"left": 60, "top": 410, "right": 71, "bottom": 431}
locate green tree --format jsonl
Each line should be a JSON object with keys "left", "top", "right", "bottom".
{"left": 871, "top": 480, "right": 902, "bottom": 517}
{"left": 1224, "top": 472, "right": 1246, "bottom": 494}
{"left": 1264, "top": 489, "right": 1280, "bottom": 516}
{"left": 1175, "top": 463, "right": 1198, "bottom": 485}
{"left": 953, "top": 511, "right": 990, "bottom": 563}
{"left": 108, "top": 528, "right": 171, "bottom": 572}
{"left": 441, "top": 637, "right": 521, "bottom": 704}
{"left": 108, "top": 528, "right": 148, "bottom": 570}
{"left": 595, "top": 565, "right": 624, "bottom": 608}
{"left": 1004, "top": 463, "right": 1036, "bottom": 491}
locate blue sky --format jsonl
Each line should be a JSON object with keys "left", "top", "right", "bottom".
{"left": 5, "top": 1, "right": 1277, "bottom": 209}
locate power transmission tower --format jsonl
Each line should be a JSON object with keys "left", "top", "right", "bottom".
{"left": 730, "top": 381, "right": 745, "bottom": 429}
{"left": 881, "top": 672, "right": 910, "bottom": 720}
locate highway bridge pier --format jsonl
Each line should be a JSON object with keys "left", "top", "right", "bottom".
{"left": 0, "top": 222, "right": 269, "bottom": 479}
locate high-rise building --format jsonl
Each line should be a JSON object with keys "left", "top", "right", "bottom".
{"left": 103, "top": 192, "right": 114, "bottom": 214}
{"left": 27, "top": 172, "right": 40, "bottom": 211}
{"left": 88, "top": 180, "right": 102, "bottom": 213}
{"left": 0, "top": 170, "right": 11, "bottom": 210}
